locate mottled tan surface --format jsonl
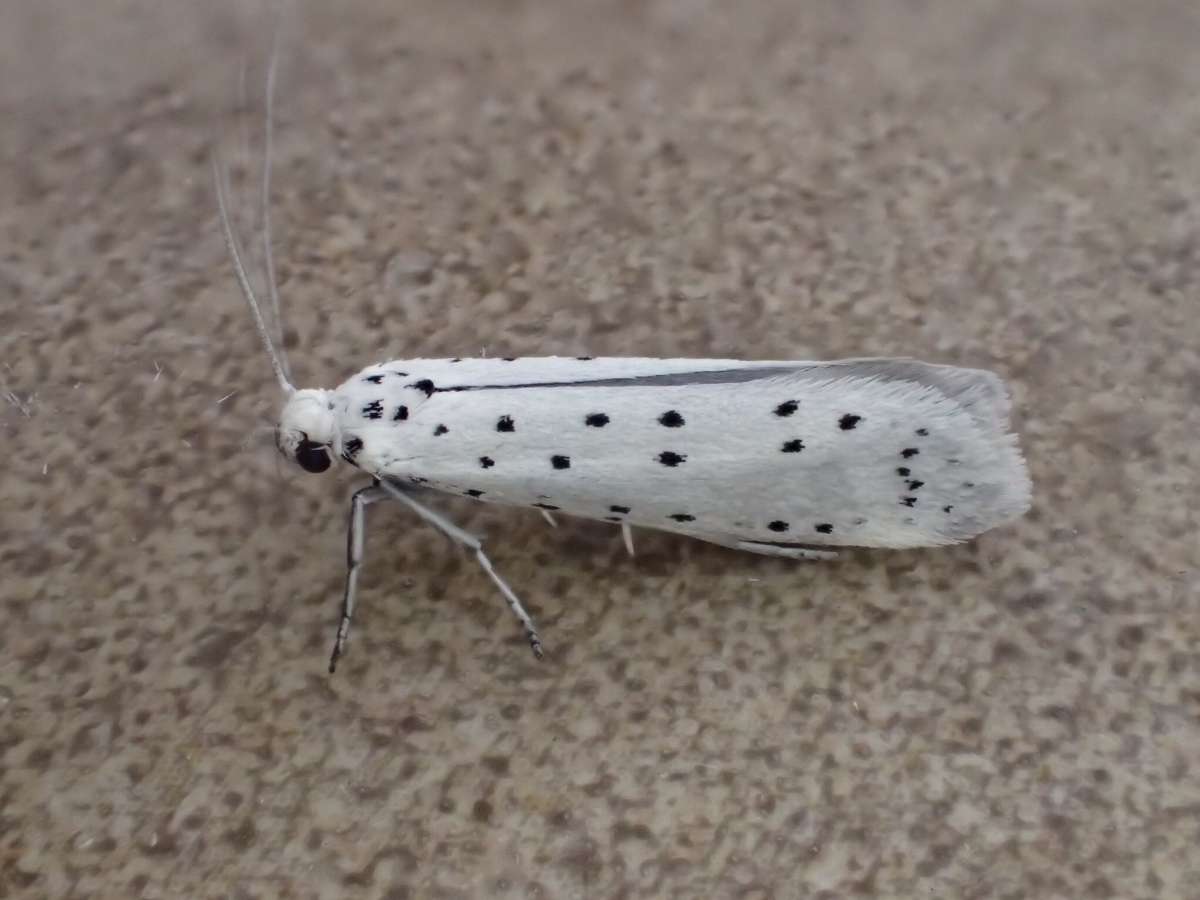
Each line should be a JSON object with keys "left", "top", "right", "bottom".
{"left": 3, "top": 1, "right": 1199, "bottom": 897}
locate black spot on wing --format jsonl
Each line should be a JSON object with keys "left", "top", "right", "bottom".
{"left": 363, "top": 374, "right": 384, "bottom": 384}
{"left": 657, "top": 451, "right": 686, "bottom": 467}
{"left": 393, "top": 405, "right": 409, "bottom": 421}
{"left": 434, "top": 424, "right": 449, "bottom": 436}
{"left": 533, "top": 502, "right": 560, "bottom": 510}
{"left": 781, "top": 439, "right": 804, "bottom": 453}
{"left": 839, "top": 414, "right": 862, "bottom": 430}
{"left": 906, "top": 480, "right": 924, "bottom": 491}
{"left": 576, "top": 356, "right": 594, "bottom": 360}
{"left": 915, "top": 428, "right": 929, "bottom": 436}
{"left": 669, "top": 513, "right": 695, "bottom": 522}
{"left": 897, "top": 467, "right": 911, "bottom": 477}
{"left": 497, "top": 415, "right": 515, "bottom": 432}
{"left": 768, "top": 520, "right": 789, "bottom": 532}
{"left": 609, "top": 505, "right": 630, "bottom": 514}
{"left": 815, "top": 523, "right": 833, "bottom": 534}
{"left": 901, "top": 497, "right": 917, "bottom": 507}
{"left": 480, "top": 456, "right": 495, "bottom": 469}
{"left": 551, "top": 455, "right": 571, "bottom": 470}
{"left": 585, "top": 413, "right": 609, "bottom": 427}
{"left": 465, "top": 489, "right": 484, "bottom": 497}
{"left": 774, "top": 400, "right": 798, "bottom": 417}
{"left": 411, "top": 379, "right": 435, "bottom": 397}
{"left": 362, "top": 400, "right": 384, "bottom": 420}
{"left": 901, "top": 447, "right": 920, "bottom": 459}
{"left": 658, "top": 410, "right": 685, "bottom": 427}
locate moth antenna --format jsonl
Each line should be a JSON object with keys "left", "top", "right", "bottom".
{"left": 260, "top": 32, "right": 293, "bottom": 384}
{"left": 213, "top": 148, "right": 295, "bottom": 394}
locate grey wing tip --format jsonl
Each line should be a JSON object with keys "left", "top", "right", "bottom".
{"left": 901, "top": 362, "right": 1031, "bottom": 539}
{"left": 943, "top": 431, "right": 1033, "bottom": 542}
{"left": 797, "top": 358, "right": 1032, "bottom": 543}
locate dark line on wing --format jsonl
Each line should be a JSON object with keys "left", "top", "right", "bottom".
{"left": 430, "top": 366, "right": 798, "bottom": 392}
{"left": 744, "top": 540, "right": 829, "bottom": 550}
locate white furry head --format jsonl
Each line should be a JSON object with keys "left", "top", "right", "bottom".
{"left": 276, "top": 389, "right": 337, "bottom": 473}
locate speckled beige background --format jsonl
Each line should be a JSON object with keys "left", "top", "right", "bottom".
{"left": 3, "top": 1, "right": 1198, "bottom": 897}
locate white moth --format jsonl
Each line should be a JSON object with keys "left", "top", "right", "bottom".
{"left": 213, "top": 77, "right": 1030, "bottom": 673}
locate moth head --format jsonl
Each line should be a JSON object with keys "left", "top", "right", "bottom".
{"left": 276, "top": 389, "right": 337, "bottom": 474}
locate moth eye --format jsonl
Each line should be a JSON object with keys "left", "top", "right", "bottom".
{"left": 295, "top": 439, "right": 331, "bottom": 474}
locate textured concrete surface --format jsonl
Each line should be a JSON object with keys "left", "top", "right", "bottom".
{"left": 3, "top": 1, "right": 1198, "bottom": 897}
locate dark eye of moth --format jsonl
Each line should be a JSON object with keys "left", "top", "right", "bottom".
{"left": 295, "top": 439, "right": 331, "bottom": 473}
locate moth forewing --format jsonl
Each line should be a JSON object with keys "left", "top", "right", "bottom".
{"left": 330, "top": 356, "right": 1030, "bottom": 553}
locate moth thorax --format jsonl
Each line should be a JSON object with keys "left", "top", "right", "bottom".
{"left": 277, "top": 389, "right": 337, "bottom": 473}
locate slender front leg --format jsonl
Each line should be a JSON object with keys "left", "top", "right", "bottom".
{"left": 376, "top": 479, "right": 544, "bottom": 659}
{"left": 329, "top": 483, "right": 390, "bottom": 673}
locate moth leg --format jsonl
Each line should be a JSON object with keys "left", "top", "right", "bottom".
{"left": 329, "top": 483, "right": 391, "bottom": 674}
{"left": 540, "top": 509, "right": 558, "bottom": 528}
{"left": 734, "top": 540, "right": 839, "bottom": 561}
{"left": 621, "top": 523, "right": 635, "bottom": 558}
{"left": 377, "top": 479, "right": 544, "bottom": 659}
